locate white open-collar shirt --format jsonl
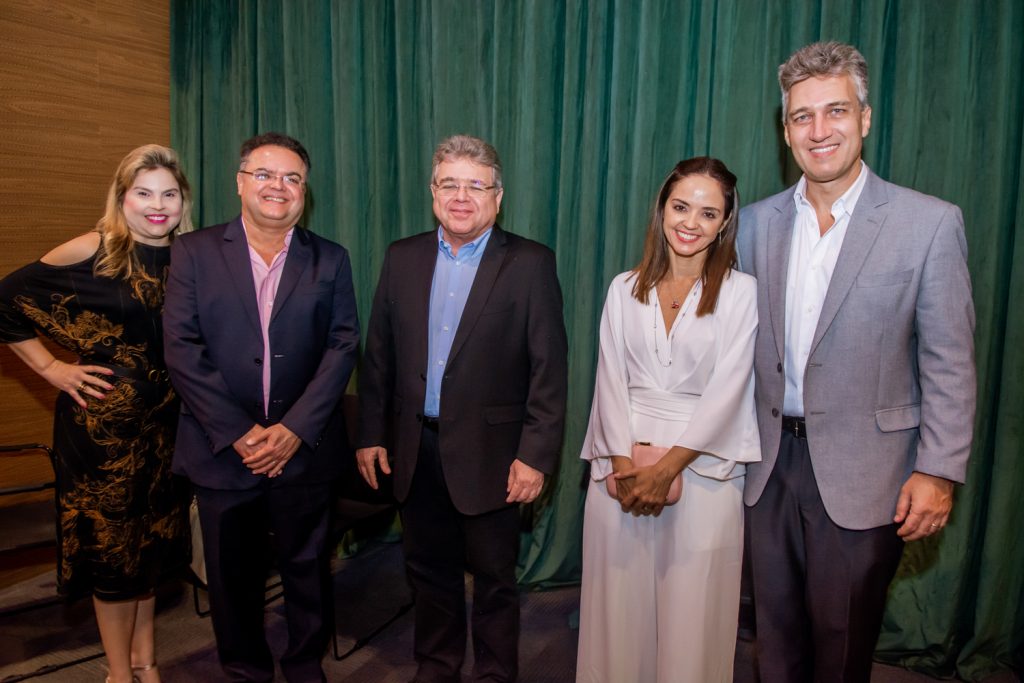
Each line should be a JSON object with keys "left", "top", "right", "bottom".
{"left": 783, "top": 161, "right": 868, "bottom": 417}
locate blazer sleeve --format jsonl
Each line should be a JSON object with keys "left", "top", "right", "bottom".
{"left": 355, "top": 247, "right": 396, "bottom": 449}
{"left": 579, "top": 275, "right": 632, "bottom": 481}
{"left": 513, "top": 247, "right": 568, "bottom": 475}
{"left": 280, "top": 247, "right": 360, "bottom": 447}
{"left": 912, "top": 204, "right": 975, "bottom": 483}
{"left": 163, "top": 235, "right": 254, "bottom": 454}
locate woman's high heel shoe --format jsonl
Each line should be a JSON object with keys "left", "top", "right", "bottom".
{"left": 131, "top": 662, "right": 157, "bottom": 682}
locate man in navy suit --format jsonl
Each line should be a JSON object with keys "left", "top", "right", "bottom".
{"left": 356, "top": 135, "right": 568, "bottom": 683}
{"left": 164, "top": 132, "right": 359, "bottom": 683}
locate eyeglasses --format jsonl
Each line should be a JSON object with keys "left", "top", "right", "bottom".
{"left": 432, "top": 180, "right": 498, "bottom": 198}
{"left": 239, "top": 170, "right": 305, "bottom": 187}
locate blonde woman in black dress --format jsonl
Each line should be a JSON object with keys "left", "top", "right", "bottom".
{"left": 0, "top": 145, "right": 192, "bottom": 683}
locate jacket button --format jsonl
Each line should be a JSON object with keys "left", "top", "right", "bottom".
{"left": 771, "top": 408, "right": 780, "bottom": 418}
{"left": 254, "top": 358, "right": 263, "bottom": 365}
{"left": 777, "top": 362, "right": 783, "bottom": 373}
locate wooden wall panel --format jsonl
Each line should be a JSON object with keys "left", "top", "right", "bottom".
{"left": 0, "top": 0, "right": 170, "bottom": 494}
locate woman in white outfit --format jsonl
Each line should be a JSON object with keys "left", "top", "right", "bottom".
{"left": 576, "top": 157, "right": 760, "bottom": 683}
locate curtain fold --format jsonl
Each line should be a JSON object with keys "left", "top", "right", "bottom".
{"left": 171, "top": 0, "right": 1023, "bottom": 676}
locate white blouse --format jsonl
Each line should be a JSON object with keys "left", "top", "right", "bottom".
{"left": 581, "top": 269, "right": 761, "bottom": 482}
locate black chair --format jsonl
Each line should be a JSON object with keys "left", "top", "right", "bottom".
{"left": 0, "top": 443, "right": 57, "bottom": 555}
{"left": 186, "top": 456, "right": 413, "bottom": 658}
{"left": 329, "top": 453, "right": 412, "bottom": 661}
{"left": 0, "top": 442, "right": 60, "bottom": 614}
{"left": 187, "top": 395, "right": 413, "bottom": 659}
{"left": 0, "top": 443, "right": 107, "bottom": 680}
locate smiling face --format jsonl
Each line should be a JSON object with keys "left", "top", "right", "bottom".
{"left": 237, "top": 144, "right": 307, "bottom": 231}
{"left": 431, "top": 157, "right": 503, "bottom": 250}
{"left": 121, "top": 167, "right": 183, "bottom": 246}
{"left": 784, "top": 74, "right": 871, "bottom": 195}
{"left": 661, "top": 173, "right": 728, "bottom": 269}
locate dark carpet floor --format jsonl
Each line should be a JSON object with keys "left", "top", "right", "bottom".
{"left": 0, "top": 541, "right": 1018, "bottom": 683}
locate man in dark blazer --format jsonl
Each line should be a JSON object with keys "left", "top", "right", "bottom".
{"left": 164, "top": 132, "right": 359, "bottom": 683}
{"left": 356, "top": 135, "right": 568, "bottom": 683}
{"left": 737, "top": 43, "right": 975, "bottom": 681}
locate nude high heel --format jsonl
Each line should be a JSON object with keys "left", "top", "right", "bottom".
{"left": 131, "top": 661, "right": 157, "bottom": 682}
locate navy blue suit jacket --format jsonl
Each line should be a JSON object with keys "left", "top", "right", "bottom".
{"left": 164, "top": 217, "right": 360, "bottom": 490}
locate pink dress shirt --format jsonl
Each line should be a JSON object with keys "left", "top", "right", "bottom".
{"left": 243, "top": 221, "right": 293, "bottom": 417}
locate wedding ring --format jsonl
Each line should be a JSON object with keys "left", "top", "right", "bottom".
{"left": 77, "top": 381, "right": 86, "bottom": 391}
{"left": 930, "top": 523, "right": 939, "bottom": 527}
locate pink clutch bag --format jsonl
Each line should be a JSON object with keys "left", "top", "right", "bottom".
{"left": 605, "top": 443, "right": 682, "bottom": 505}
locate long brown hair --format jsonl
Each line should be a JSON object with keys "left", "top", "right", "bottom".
{"left": 94, "top": 144, "right": 193, "bottom": 280}
{"left": 631, "top": 157, "right": 739, "bottom": 317}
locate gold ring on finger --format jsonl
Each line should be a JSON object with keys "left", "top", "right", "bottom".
{"left": 77, "top": 381, "right": 86, "bottom": 391}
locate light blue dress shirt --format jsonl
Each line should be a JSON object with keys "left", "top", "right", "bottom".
{"left": 424, "top": 227, "right": 493, "bottom": 417}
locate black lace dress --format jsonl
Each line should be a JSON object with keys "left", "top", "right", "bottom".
{"left": 0, "top": 244, "right": 188, "bottom": 600}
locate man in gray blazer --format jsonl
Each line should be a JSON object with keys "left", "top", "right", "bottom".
{"left": 736, "top": 42, "right": 975, "bottom": 682}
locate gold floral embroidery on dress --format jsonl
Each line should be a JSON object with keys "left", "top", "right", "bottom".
{"left": 128, "top": 266, "right": 166, "bottom": 310}
{"left": 13, "top": 259, "right": 182, "bottom": 590}
{"left": 14, "top": 294, "right": 124, "bottom": 355}
{"left": 12, "top": 260, "right": 168, "bottom": 384}
{"left": 59, "top": 386, "right": 181, "bottom": 581}
{"left": 58, "top": 381, "right": 182, "bottom": 584}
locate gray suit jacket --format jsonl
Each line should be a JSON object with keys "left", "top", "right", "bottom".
{"left": 736, "top": 169, "right": 975, "bottom": 529}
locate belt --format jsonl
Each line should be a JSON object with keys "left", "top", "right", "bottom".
{"left": 91, "top": 362, "right": 169, "bottom": 385}
{"left": 421, "top": 415, "right": 440, "bottom": 432}
{"left": 781, "top": 415, "right": 807, "bottom": 439}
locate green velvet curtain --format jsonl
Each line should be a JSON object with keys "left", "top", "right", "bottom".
{"left": 170, "top": 1, "right": 1023, "bottom": 677}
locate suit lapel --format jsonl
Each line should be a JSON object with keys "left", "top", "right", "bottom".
{"left": 809, "top": 171, "right": 890, "bottom": 355}
{"left": 408, "top": 232, "right": 438, "bottom": 368}
{"left": 766, "top": 194, "right": 796, "bottom": 363}
{"left": 270, "top": 227, "right": 311, "bottom": 325}
{"left": 221, "top": 218, "right": 262, "bottom": 336}
{"left": 447, "top": 227, "right": 508, "bottom": 365}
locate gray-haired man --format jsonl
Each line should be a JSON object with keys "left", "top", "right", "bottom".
{"left": 737, "top": 42, "right": 975, "bottom": 681}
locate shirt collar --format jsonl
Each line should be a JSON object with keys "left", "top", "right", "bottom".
{"left": 793, "top": 160, "right": 869, "bottom": 221}
{"left": 436, "top": 226, "right": 493, "bottom": 260}
{"left": 241, "top": 217, "right": 294, "bottom": 252}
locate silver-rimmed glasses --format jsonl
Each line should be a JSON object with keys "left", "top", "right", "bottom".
{"left": 432, "top": 180, "right": 498, "bottom": 197}
{"left": 238, "top": 170, "right": 305, "bottom": 187}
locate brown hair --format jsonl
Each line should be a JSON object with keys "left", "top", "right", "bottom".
{"left": 431, "top": 134, "right": 503, "bottom": 188}
{"left": 94, "top": 144, "right": 193, "bottom": 281}
{"left": 778, "top": 41, "right": 869, "bottom": 122}
{"left": 631, "top": 157, "right": 738, "bottom": 317}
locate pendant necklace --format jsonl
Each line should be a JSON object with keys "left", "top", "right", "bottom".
{"left": 653, "top": 279, "right": 701, "bottom": 367}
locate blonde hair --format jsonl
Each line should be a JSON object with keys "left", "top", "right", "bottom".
{"left": 94, "top": 144, "right": 193, "bottom": 280}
